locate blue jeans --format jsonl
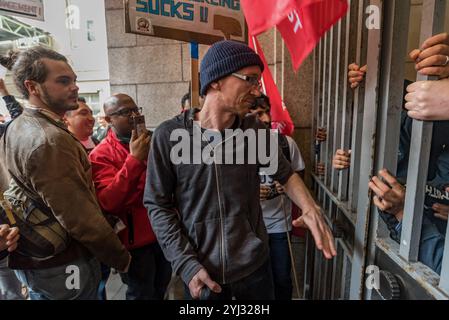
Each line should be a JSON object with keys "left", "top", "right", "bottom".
{"left": 119, "top": 242, "right": 172, "bottom": 300}
{"left": 97, "top": 263, "right": 111, "bottom": 300}
{"left": 269, "top": 232, "right": 293, "bottom": 300}
{"left": 14, "top": 256, "right": 101, "bottom": 300}
{"left": 418, "top": 215, "right": 445, "bottom": 275}
{"left": 185, "top": 258, "right": 275, "bottom": 300}
{"left": 0, "top": 257, "right": 24, "bottom": 300}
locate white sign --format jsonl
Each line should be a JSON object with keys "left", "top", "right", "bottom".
{"left": 125, "top": 0, "right": 247, "bottom": 45}
{"left": 0, "top": 0, "right": 44, "bottom": 21}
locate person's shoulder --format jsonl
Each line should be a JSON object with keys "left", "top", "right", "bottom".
{"left": 285, "top": 135, "right": 295, "bottom": 144}
{"left": 153, "top": 113, "right": 186, "bottom": 138}
{"left": 285, "top": 135, "right": 300, "bottom": 149}
{"left": 89, "top": 136, "right": 112, "bottom": 158}
{"left": 7, "top": 111, "right": 47, "bottom": 147}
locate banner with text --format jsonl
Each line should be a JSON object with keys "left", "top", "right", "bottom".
{"left": 0, "top": 0, "right": 44, "bottom": 21}
{"left": 125, "top": 0, "right": 247, "bottom": 45}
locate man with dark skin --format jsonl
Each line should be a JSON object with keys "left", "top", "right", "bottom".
{"left": 90, "top": 94, "right": 171, "bottom": 300}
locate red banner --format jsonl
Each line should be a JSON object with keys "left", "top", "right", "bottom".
{"left": 278, "top": 0, "right": 348, "bottom": 70}
{"left": 242, "top": 0, "right": 348, "bottom": 70}
{"left": 241, "top": 0, "right": 297, "bottom": 36}
{"left": 249, "top": 37, "right": 294, "bottom": 136}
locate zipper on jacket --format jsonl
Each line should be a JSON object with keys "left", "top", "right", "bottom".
{"left": 196, "top": 123, "right": 238, "bottom": 285}
{"left": 212, "top": 133, "right": 239, "bottom": 284}
{"left": 213, "top": 161, "right": 226, "bottom": 284}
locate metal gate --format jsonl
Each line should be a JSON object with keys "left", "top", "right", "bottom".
{"left": 308, "top": 0, "right": 449, "bottom": 300}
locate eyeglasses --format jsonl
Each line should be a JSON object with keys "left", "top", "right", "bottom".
{"left": 107, "top": 107, "right": 142, "bottom": 117}
{"left": 231, "top": 73, "right": 261, "bottom": 88}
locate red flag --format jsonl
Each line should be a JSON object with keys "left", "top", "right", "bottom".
{"left": 242, "top": 0, "right": 348, "bottom": 70}
{"left": 250, "top": 37, "right": 294, "bottom": 136}
{"left": 278, "top": 0, "right": 348, "bottom": 70}
{"left": 241, "top": 0, "right": 297, "bottom": 36}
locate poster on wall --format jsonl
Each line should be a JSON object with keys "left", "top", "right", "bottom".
{"left": 124, "top": 0, "right": 247, "bottom": 45}
{"left": 0, "top": 0, "right": 44, "bottom": 21}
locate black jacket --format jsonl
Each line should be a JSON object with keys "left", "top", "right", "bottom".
{"left": 144, "top": 109, "right": 294, "bottom": 285}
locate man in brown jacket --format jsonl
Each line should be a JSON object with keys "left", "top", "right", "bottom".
{"left": 0, "top": 47, "right": 130, "bottom": 300}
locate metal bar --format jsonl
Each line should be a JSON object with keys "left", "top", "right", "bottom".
{"left": 363, "top": 0, "right": 411, "bottom": 300}
{"left": 329, "top": 16, "right": 349, "bottom": 193}
{"left": 325, "top": 25, "right": 336, "bottom": 187}
{"left": 339, "top": 254, "right": 348, "bottom": 300}
{"left": 312, "top": 173, "right": 355, "bottom": 225}
{"left": 314, "top": 40, "right": 323, "bottom": 171}
{"left": 399, "top": 0, "right": 446, "bottom": 262}
{"left": 348, "top": 0, "right": 369, "bottom": 212}
{"left": 330, "top": 244, "right": 342, "bottom": 299}
{"left": 350, "top": 0, "right": 384, "bottom": 300}
{"left": 312, "top": 43, "right": 321, "bottom": 169}
{"left": 303, "top": 231, "right": 315, "bottom": 300}
{"left": 338, "top": 0, "right": 358, "bottom": 201}
{"left": 439, "top": 220, "right": 449, "bottom": 293}
{"left": 320, "top": 33, "right": 330, "bottom": 181}
{"left": 313, "top": 249, "right": 322, "bottom": 300}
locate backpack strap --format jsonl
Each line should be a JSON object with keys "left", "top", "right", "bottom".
{"left": 7, "top": 170, "right": 52, "bottom": 216}
{"left": 278, "top": 134, "right": 291, "bottom": 163}
{"left": 2, "top": 114, "right": 52, "bottom": 216}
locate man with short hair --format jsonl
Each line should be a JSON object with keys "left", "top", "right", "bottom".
{"left": 250, "top": 94, "right": 305, "bottom": 300}
{"left": 0, "top": 47, "right": 130, "bottom": 300}
{"left": 89, "top": 94, "right": 171, "bottom": 300}
{"left": 144, "top": 40, "right": 335, "bottom": 300}
{"left": 64, "top": 98, "right": 98, "bottom": 154}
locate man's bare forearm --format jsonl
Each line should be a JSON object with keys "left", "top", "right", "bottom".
{"left": 284, "top": 173, "right": 319, "bottom": 213}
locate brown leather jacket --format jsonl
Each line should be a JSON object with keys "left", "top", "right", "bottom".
{"left": 0, "top": 108, "right": 130, "bottom": 270}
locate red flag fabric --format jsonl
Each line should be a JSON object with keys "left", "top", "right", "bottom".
{"left": 241, "top": 0, "right": 297, "bottom": 36}
{"left": 277, "top": 0, "right": 348, "bottom": 70}
{"left": 249, "top": 37, "right": 294, "bottom": 136}
{"left": 242, "top": 0, "right": 348, "bottom": 70}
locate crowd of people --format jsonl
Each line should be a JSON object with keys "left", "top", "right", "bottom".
{"left": 0, "top": 40, "right": 334, "bottom": 300}
{"left": 0, "top": 28, "right": 448, "bottom": 300}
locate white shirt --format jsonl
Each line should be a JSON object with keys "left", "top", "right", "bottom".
{"left": 259, "top": 135, "right": 305, "bottom": 233}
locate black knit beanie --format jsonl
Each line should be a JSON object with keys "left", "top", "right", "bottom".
{"left": 200, "top": 40, "right": 264, "bottom": 96}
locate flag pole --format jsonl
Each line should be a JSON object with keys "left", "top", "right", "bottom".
{"left": 190, "top": 41, "right": 199, "bottom": 108}
{"left": 251, "top": 36, "right": 267, "bottom": 95}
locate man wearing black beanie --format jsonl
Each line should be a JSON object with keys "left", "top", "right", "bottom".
{"left": 144, "top": 40, "right": 336, "bottom": 300}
